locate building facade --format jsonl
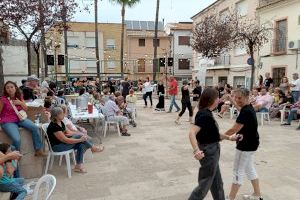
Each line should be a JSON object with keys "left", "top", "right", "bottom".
{"left": 125, "top": 20, "right": 171, "bottom": 81}
{"left": 191, "top": 0, "right": 259, "bottom": 88}
{"left": 46, "top": 22, "right": 124, "bottom": 80}
{"left": 257, "top": 0, "right": 300, "bottom": 87}
{"left": 165, "top": 22, "right": 193, "bottom": 81}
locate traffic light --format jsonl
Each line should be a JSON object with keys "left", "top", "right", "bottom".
{"left": 159, "top": 58, "right": 165, "bottom": 67}
{"left": 47, "top": 55, "right": 54, "bottom": 65}
{"left": 58, "top": 55, "right": 64, "bottom": 65}
{"left": 168, "top": 57, "right": 173, "bottom": 66}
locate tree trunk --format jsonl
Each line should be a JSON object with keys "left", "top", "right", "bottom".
{"left": 26, "top": 39, "right": 32, "bottom": 76}
{"left": 120, "top": 3, "right": 125, "bottom": 79}
{"left": 63, "top": 0, "right": 69, "bottom": 81}
{"left": 249, "top": 45, "right": 255, "bottom": 90}
{"left": 41, "top": 27, "right": 48, "bottom": 79}
{"left": 0, "top": 45, "right": 4, "bottom": 95}
{"left": 35, "top": 48, "right": 40, "bottom": 78}
{"left": 153, "top": 0, "right": 160, "bottom": 81}
{"left": 95, "top": 0, "right": 100, "bottom": 78}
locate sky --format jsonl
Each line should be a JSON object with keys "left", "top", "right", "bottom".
{"left": 74, "top": 0, "right": 216, "bottom": 24}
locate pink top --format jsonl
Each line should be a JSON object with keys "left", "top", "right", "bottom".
{"left": 256, "top": 94, "right": 274, "bottom": 110}
{"left": 0, "top": 96, "right": 22, "bottom": 124}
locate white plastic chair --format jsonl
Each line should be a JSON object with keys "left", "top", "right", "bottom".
{"left": 257, "top": 112, "right": 271, "bottom": 126}
{"left": 41, "top": 124, "right": 76, "bottom": 178}
{"left": 32, "top": 174, "right": 56, "bottom": 200}
{"left": 103, "top": 116, "right": 121, "bottom": 137}
{"left": 279, "top": 105, "right": 290, "bottom": 124}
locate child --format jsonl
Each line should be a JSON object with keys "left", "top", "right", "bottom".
{"left": 0, "top": 143, "right": 27, "bottom": 200}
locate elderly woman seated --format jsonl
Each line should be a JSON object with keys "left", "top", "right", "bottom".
{"left": 59, "top": 105, "right": 104, "bottom": 152}
{"left": 47, "top": 107, "right": 96, "bottom": 173}
{"left": 103, "top": 95, "right": 130, "bottom": 136}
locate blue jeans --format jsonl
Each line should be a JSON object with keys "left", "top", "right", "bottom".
{"left": 0, "top": 178, "right": 27, "bottom": 200}
{"left": 51, "top": 135, "right": 92, "bottom": 165}
{"left": 168, "top": 95, "right": 180, "bottom": 112}
{"left": 287, "top": 109, "right": 298, "bottom": 124}
{"left": 258, "top": 107, "right": 269, "bottom": 113}
{"left": 292, "top": 91, "right": 300, "bottom": 103}
{"left": 1, "top": 119, "right": 43, "bottom": 151}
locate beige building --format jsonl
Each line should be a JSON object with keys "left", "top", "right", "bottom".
{"left": 125, "top": 20, "right": 171, "bottom": 81}
{"left": 46, "top": 22, "right": 125, "bottom": 80}
{"left": 257, "top": 0, "right": 300, "bottom": 86}
{"left": 191, "top": 0, "right": 259, "bottom": 88}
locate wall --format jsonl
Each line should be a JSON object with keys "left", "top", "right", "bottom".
{"left": 2, "top": 45, "right": 28, "bottom": 85}
{"left": 258, "top": 0, "right": 300, "bottom": 84}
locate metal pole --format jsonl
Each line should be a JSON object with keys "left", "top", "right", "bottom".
{"left": 54, "top": 47, "right": 58, "bottom": 84}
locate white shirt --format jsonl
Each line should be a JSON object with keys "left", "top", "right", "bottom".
{"left": 291, "top": 79, "right": 300, "bottom": 92}
{"left": 144, "top": 81, "right": 153, "bottom": 92}
{"left": 63, "top": 117, "right": 78, "bottom": 131}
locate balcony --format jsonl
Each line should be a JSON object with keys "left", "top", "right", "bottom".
{"left": 259, "top": 0, "right": 283, "bottom": 8}
{"left": 213, "top": 55, "right": 231, "bottom": 66}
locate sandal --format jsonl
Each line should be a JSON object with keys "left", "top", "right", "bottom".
{"left": 121, "top": 132, "right": 131, "bottom": 136}
{"left": 91, "top": 145, "right": 104, "bottom": 153}
{"left": 74, "top": 167, "right": 87, "bottom": 173}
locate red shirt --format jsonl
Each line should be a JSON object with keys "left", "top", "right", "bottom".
{"left": 0, "top": 96, "right": 22, "bottom": 124}
{"left": 169, "top": 80, "right": 178, "bottom": 95}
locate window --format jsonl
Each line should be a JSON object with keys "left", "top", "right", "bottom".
{"left": 85, "top": 37, "right": 96, "bottom": 48}
{"left": 153, "top": 38, "right": 160, "bottom": 47}
{"left": 233, "top": 76, "right": 245, "bottom": 88}
{"left": 139, "top": 38, "right": 145, "bottom": 47}
{"left": 236, "top": 0, "right": 248, "bottom": 16}
{"left": 138, "top": 59, "right": 146, "bottom": 72}
{"left": 106, "top": 39, "right": 116, "bottom": 50}
{"left": 234, "top": 46, "right": 247, "bottom": 56}
{"left": 67, "top": 36, "right": 79, "bottom": 48}
{"left": 205, "top": 77, "right": 213, "bottom": 87}
{"left": 272, "top": 67, "right": 286, "bottom": 87}
{"left": 178, "top": 59, "right": 190, "bottom": 70}
{"left": 107, "top": 60, "right": 116, "bottom": 69}
{"left": 274, "top": 19, "right": 287, "bottom": 53}
{"left": 178, "top": 36, "right": 190, "bottom": 46}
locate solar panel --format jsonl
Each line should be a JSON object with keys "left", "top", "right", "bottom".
{"left": 125, "top": 20, "right": 164, "bottom": 31}
{"left": 140, "top": 21, "right": 148, "bottom": 30}
{"left": 132, "top": 21, "right": 140, "bottom": 30}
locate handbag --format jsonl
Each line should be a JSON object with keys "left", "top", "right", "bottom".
{"left": 8, "top": 98, "right": 28, "bottom": 121}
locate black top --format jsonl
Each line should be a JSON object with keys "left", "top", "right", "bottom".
{"left": 47, "top": 122, "right": 66, "bottom": 147}
{"left": 264, "top": 78, "right": 273, "bottom": 87}
{"left": 192, "top": 86, "right": 202, "bottom": 101}
{"left": 157, "top": 84, "right": 165, "bottom": 95}
{"left": 236, "top": 104, "right": 260, "bottom": 151}
{"left": 181, "top": 86, "right": 190, "bottom": 103}
{"left": 195, "top": 109, "right": 221, "bottom": 144}
{"left": 22, "top": 87, "right": 36, "bottom": 101}
{"left": 121, "top": 81, "right": 130, "bottom": 96}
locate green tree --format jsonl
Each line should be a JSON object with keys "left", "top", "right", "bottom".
{"left": 110, "top": 0, "right": 140, "bottom": 78}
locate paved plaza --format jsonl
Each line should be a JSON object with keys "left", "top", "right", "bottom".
{"left": 48, "top": 100, "right": 300, "bottom": 200}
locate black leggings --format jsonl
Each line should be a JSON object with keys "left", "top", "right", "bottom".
{"left": 179, "top": 101, "right": 193, "bottom": 117}
{"left": 143, "top": 92, "right": 153, "bottom": 106}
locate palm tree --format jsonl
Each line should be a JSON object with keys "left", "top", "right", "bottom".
{"left": 153, "top": 0, "right": 160, "bottom": 81}
{"left": 110, "top": 0, "right": 140, "bottom": 78}
{"left": 94, "top": 0, "right": 100, "bottom": 78}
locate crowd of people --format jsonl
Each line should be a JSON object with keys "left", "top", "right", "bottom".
{"left": 0, "top": 71, "right": 299, "bottom": 199}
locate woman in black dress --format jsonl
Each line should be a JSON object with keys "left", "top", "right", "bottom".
{"left": 155, "top": 80, "right": 165, "bottom": 111}
{"left": 175, "top": 80, "right": 193, "bottom": 124}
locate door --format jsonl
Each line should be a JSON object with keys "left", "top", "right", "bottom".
{"left": 233, "top": 76, "right": 245, "bottom": 88}
{"left": 272, "top": 67, "right": 286, "bottom": 87}
{"left": 218, "top": 77, "right": 228, "bottom": 86}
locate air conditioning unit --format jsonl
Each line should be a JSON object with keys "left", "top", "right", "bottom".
{"left": 288, "top": 40, "right": 300, "bottom": 50}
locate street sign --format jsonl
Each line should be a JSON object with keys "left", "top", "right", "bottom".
{"left": 247, "top": 58, "right": 254, "bottom": 66}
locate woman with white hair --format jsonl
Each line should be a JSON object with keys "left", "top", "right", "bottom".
{"left": 47, "top": 107, "right": 92, "bottom": 173}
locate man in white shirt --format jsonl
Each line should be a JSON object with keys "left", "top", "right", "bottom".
{"left": 290, "top": 73, "right": 300, "bottom": 103}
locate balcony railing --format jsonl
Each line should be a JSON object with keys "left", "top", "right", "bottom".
{"left": 213, "top": 55, "right": 231, "bottom": 66}
{"left": 272, "top": 37, "right": 287, "bottom": 53}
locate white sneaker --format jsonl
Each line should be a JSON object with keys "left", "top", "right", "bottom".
{"left": 243, "top": 194, "right": 263, "bottom": 200}
{"left": 23, "top": 184, "right": 34, "bottom": 195}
